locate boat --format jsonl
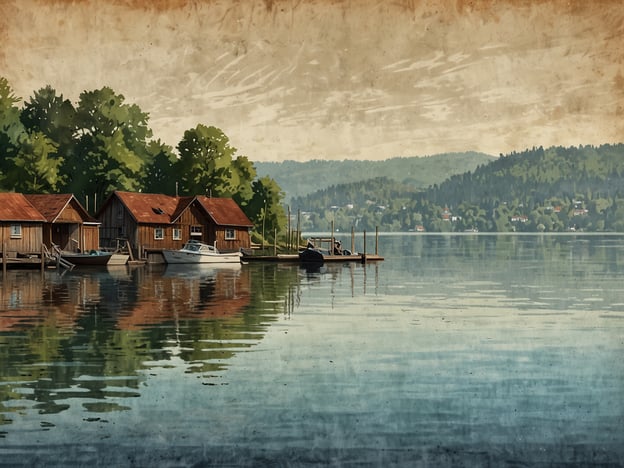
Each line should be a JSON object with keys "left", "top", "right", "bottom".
{"left": 60, "top": 250, "right": 116, "bottom": 266}
{"left": 162, "top": 240, "right": 242, "bottom": 264}
{"left": 299, "top": 246, "right": 328, "bottom": 264}
{"left": 299, "top": 238, "right": 355, "bottom": 264}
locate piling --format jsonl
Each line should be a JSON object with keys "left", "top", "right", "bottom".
{"left": 362, "top": 230, "right": 367, "bottom": 263}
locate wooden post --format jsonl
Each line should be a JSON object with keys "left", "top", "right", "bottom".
{"left": 296, "top": 209, "right": 301, "bottom": 250}
{"left": 287, "top": 205, "right": 291, "bottom": 251}
{"left": 126, "top": 240, "right": 135, "bottom": 261}
{"left": 2, "top": 242, "right": 6, "bottom": 275}
{"left": 273, "top": 228, "right": 277, "bottom": 256}
{"left": 331, "top": 220, "right": 335, "bottom": 255}
{"left": 351, "top": 226, "right": 355, "bottom": 254}
{"left": 362, "top": 230, "right": 367, "bottom": 263}
{"left": 41, "top": 243, "right": 45, "bottom": 272}
{"left": 375, "top": 226, "right": 379, "bottom": 255}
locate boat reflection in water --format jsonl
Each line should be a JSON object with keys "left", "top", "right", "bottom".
{"left": 0, "top": 263, "right": 287, "bottom": 421}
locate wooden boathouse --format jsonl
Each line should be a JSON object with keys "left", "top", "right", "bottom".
{"left": 96, "top": 191, "right": 253, "bottom": 262}
{"left": 0, "top": 192, "right": 48, "bottom": 269}
{"left": 25, "top": 194, "right": 100, "bottom": 253}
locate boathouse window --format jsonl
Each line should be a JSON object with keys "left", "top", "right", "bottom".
{"left": 154, "top": 227, "right": 164, "bottom": 240}
{"left": 190, "top": 226, "right": 202, "bottom": 237}
{"left": 10, "top": 224, "right": 22, "bottom": 239}
{"left": 225, "top": 228, "right": 236, "bottom": 240}
{"left": 172, "top": 228, "right": 181, "bottom": 240}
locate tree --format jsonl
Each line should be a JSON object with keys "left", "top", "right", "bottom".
{"left": 20, "top": 85, "right": 77, "bottom": 152}
{"left": 248, "top": 176, "right": 287, "bottom": 243}
{"left": 175, "top": 124, "right": 239, "bottom": 197}
{"left": 0, "top": 77, "right": 24, "bottom": 187}
{"left": 230, "top": 155, "right": 256, "bottom": 207}
{"left": 142, "top": 139, "right": 177, "bottom": 195}
{"left": 68, "top": 87, "right": 154, "bottom": 203}
{"left": 6, "top": 131, "right": 65, "bottom": 193}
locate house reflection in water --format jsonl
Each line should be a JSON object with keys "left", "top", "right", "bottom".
{"left": 116, "top": 264, "right": 251, "bottom": 330}
{"left": 0, "top": 265, "right": 265, "bottom": 417}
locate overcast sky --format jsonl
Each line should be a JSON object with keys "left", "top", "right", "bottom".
{"left": 1, "top": 0, "right": 622, "bottom": 162}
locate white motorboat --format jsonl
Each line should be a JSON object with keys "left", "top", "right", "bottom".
{"left": 162, "top": 240, "right": 242, "bottom": 264}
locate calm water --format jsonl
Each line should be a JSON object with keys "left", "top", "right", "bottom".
{"left": 1, "top": 234, "right": 623, "bottom": 467}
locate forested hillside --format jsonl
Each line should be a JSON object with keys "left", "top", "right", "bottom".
{"left": 293, "top": 144, "right": 624, "bottom": 233}
{"left": 255, "top": 152, "right": 494, "bottom": 201}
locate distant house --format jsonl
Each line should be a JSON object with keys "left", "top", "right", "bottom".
{"left": 97, "top": 191, "right": 253, "bottom": 261}
{"left": 25, "top": 194, "right": 100, "bottom": 252}
{"left": 0, "top": 193, "right": 46, "bottom": 258}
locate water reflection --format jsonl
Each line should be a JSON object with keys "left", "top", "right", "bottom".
{"left": 0, "top": 263, "right": 299, "bottom": 426}
{"left": 1, "top": 234, "right": 622, "bottom": 466}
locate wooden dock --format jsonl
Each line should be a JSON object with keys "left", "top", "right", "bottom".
{"left": 242, "top": 228, "right": 384, "bottom": 264}
{"left": 242, "top": 252, "right": 384, "bottom": 263}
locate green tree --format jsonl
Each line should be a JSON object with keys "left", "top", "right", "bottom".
{"left": 175, "top": 124, "right": 239, "bottom": 197}
{"left": 247, "top": 176, "right": 287, "bottom": 243}
{"left": 142, "top": 139, "right": 178, "bottom": 195}
{"left": 69, "top": 87, "right": 153, "bottom": 203}
{"left": 6, "top": 131, "right": 65, "bottom": 193}
{"left": 0, "top": 77, "right": 24, "bottom": 186}
{"left": 230, "top": 155, "right": 256, "bottom": 207}
{"left": 20, "top": 85, "right": 77, "bottom": 152}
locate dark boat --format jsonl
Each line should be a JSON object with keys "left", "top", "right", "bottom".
{"left": 299, "top": 238, "right": 354, "bottom": 264}
{"left": 60, "top": 250, "right": 114, "bottom": 266}
{"left": 299, "top": 247, "right": 327, "bottom": 264}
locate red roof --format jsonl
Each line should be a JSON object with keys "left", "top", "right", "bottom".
{"left": 24, "top": 194, "right": 97, "bottom": 223}
{"left": 0, "top": 193, "right": 47, "bottom": 222}
{"left": 112, "top": 191, "right": 184, "bottom": 224}
{"left": 106, "top": 192, "right": 252, "bottom": 227}
{"left": 193, "top": 196, "right": 253, "bottom": 227}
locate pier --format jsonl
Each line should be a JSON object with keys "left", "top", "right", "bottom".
{"left": 242, "top": 227, "right": 384, "bottom": 264}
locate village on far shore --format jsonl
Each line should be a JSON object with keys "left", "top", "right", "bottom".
{"left": 0, "top": 190, "right": 254, "bottom": 269}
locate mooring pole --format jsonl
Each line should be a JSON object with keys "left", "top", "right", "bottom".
{"left": 362, "top": 230, "right": 367, "bottom": 263}
{"left": 375, "top": 226, "right": 379, "bottom": 255}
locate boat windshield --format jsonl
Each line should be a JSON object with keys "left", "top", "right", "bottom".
{"left": 184, "top": 242, "right": 201, "bottom": 252}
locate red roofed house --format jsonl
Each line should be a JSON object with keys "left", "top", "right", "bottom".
{"left": 25, "top": 194, "right": 100, "bottom": 252}
{"left": 96, "top": 191, "right": 253, "bottom": 261}
{"left": 0, "top": 192, "right": 47, "bottom": 260}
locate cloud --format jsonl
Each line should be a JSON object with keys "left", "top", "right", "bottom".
{"left": 1, "top": 0, "right": 622, "bottom": 161}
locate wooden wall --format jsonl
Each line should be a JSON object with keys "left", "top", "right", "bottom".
{"left": 0, "top": 223, "right": 43, "bottom": 255}
{"left": 57, "top": 201, "right": 85, "bottom": 222}
{"left": 83, "top": 225, "right": 100, "bottom": 251}
{"left": 98, "top": 197, "right": 137, "bottom": 249}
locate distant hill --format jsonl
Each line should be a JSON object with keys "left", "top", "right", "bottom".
{"left": 254, "top": 152, "right": 494, "bottom": 201}
{"left": 289, "top": 143, "right": 624, "bottom": 233}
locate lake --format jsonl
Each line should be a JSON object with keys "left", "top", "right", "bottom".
{"left": 1, "top": 234, "right": 623, "bottom": 467}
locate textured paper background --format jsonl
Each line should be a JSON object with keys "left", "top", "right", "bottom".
{"left": 1, "top": 0, "right": 622, "bottom": 162}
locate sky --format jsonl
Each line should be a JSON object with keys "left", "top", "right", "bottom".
{"left": 1, "top": 0, "right": 623, "bottom": 162}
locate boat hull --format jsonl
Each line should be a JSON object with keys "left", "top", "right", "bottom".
{"left": 162, "top": 250, "right": 242, "bottom": 264}
{"left": 61, "top": 251, "right": 112, "bottom": 266}
{"left": 299, "top": 248, "right": 326, "bottom": 263}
